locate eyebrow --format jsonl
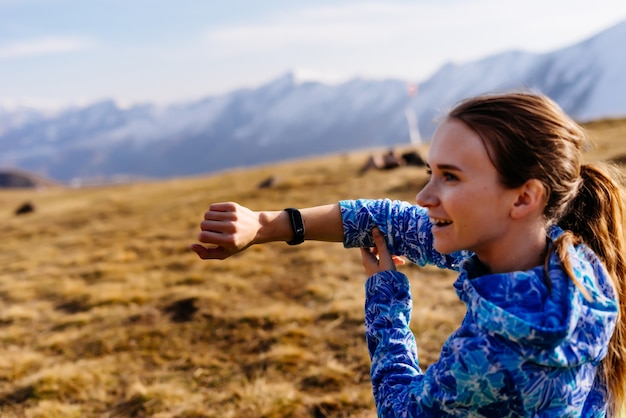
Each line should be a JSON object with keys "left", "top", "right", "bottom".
{"left": 425, "top": 162, "right": 462, "bottom": 171}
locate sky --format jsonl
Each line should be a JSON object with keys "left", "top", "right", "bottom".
{"left": 1, "top": 0, "right": 625, "bottom": 109}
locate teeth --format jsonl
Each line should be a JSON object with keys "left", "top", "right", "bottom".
{"left": 430, "top": 217, "right": 452, "bottom": 226}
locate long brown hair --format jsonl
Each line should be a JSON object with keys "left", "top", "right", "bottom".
{"left": 450, "top": 92, "right": 626, "bottom": 416}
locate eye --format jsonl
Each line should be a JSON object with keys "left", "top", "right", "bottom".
{"left": 442, "top": 171, "right": 459, "bottom": 181}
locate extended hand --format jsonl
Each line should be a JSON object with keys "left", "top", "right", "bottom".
{"left": 359, "top": 227, "right": 405, "bottom": 276}
{"left": 190, "top": 202, "right": 260, "bottom": 260}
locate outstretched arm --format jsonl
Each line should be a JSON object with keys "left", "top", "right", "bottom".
{"left": 190, "top": 201, "right": 343, "bottom": 260}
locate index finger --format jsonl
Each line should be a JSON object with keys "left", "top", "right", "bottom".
{"left": 372, "top": 228, "right": 389, "bottom": 253}
{"left": 372, "top": 228, "right": 395, "bottom": 270}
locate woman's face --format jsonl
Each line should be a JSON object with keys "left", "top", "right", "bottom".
{"left": 416, "top": 118, "right": 521, "bottom": 259}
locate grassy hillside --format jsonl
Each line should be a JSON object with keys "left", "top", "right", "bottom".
{"left": 1, "top": 118, "right": 625, "bottom": 417}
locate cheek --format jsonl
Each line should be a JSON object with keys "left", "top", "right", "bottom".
{"left": 441, "top": 189, "right": 469, "bottom": 212}
{"left": 447, "top": 191, "right": 495, "bottom": 226}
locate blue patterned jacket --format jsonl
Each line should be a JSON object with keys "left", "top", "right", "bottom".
{"left": 339, "top": 199, "right": 618, "bottom": 417}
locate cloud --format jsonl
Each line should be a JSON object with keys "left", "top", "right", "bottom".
{"left": 0, "top": 36, "right": 93, "bottom": 60}
{"left": 198, "top": 2, "right": 508, "bottom": 82}
{"left": 202, "top": 1, "right": 626, "bottom": 56}
{"left": 202, "top": 3, "right": 438, "bottom": 53}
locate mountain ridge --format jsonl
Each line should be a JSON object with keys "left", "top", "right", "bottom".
{"left": 1, "top": 20, "right": 625, "bottom": 183}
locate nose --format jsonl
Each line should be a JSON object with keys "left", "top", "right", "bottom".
{"left": 415, "top": 179, "right": 437, "bottom": 208}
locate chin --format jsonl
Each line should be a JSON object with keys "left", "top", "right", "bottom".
{"left": 433, "top": 235, "right": 465, "bottom": 254}
{"left": 433, "top": 241, "right": 455, "bottom": 255}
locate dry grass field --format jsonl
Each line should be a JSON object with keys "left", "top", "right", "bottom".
{"left": 1, "top": 118, "right": 625, "bottom": 417}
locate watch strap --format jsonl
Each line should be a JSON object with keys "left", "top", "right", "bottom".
{"left": 284, "top": 208, "right": 305, "bottom": 245}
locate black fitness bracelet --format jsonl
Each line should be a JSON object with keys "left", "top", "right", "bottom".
{"left": 284, "top": 208, "right": 305, "bottom": 245}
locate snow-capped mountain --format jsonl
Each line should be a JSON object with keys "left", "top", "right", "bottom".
{"left": 412, "top": 20, "right": 626, "bottom": 131}
{"left": 1, "top": 20, "right": 625, "bottom": 183}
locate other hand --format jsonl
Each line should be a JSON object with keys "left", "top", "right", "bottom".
{"left": 359, "top": 227, "right": 405, "bottom": 276}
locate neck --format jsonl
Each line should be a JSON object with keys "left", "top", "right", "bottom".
{"left": 478, "top": 224, "right": 548, "bottom": 274}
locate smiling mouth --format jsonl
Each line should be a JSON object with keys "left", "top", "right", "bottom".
{"left": 429, "top": 217, "right": 452, "bottom": 227}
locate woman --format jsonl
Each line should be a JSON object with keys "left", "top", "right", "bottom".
{"left": 191, "top": 93, "right": 626, "bottom": 417}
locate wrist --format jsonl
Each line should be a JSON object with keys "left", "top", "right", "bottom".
{"left": 255, "top": 210, "right": 292, "bottom": 244}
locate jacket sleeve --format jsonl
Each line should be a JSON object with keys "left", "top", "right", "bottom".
{"left": 339, "top": 198, "right": 468, "bottom": 270}
{"left": 365, "top": 271, "right": 524, "bottom": 417}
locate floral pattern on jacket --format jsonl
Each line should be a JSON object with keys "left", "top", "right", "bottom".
{"left": 339, "top": 198, "right": 618, "bottom": 418}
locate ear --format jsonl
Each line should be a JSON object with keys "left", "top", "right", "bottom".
{"left": 510, "top": 179, "right": 546, "bottom": 220}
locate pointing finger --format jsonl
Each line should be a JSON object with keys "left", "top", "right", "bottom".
{"left": 372, "top": 228, "right": 389, "bottom": 255}
{"left": 371, "top": 227, "right": 395, "bottom": 271}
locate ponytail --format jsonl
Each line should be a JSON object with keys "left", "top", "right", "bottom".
{"left": 556, "top": 162, "right": 626, "bottom": 416}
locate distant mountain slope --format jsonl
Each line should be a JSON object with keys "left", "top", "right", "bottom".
{"left": 0, "top": 169, "right": 63, "bottom": 189}
{"left": 412, "top": 20, "right": 626, "bottom": 133}
{"left": 0, "top": 20, "right": 625, "bottom": 183}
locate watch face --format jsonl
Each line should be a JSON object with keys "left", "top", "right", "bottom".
{"left": 285, "top": 208, "right": 305, "bottom": 245}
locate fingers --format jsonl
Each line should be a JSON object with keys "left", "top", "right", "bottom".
{"left": 203, "top": 202, "right": 239, "bottom": 222}
{"left": 190, "top": 243, "right": 229, "bottom": 260}
{"left": 359, "top": 228, "right": 397, "bottom": 276}
{"left": 200, "top": 219, "right": 235, "bottom": 234}
{"left": 371, "top": 227, "right": 388, "bottom": 255}
{"left": 197, "top": 202, "right": 240, "bottom": 245}
{"left": 206, "top": 201, "right": 238, "bottom": 214}
{"left": 372, "top": 228, "right": 396, "bottom": 271}
{"left": 392, "top": 255, "right": 406, "bottom": 266}
{"left": 192, "top": 202, "right": 259, "bottom": 260}
{"left": 360, "top": 247, "right": 380, "bottom": 277}
{"left": 370, "top": 246, "right": 405, "bottom": 266}
{"left": 360, "top": 247, "right": 378, "bottom": 264}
